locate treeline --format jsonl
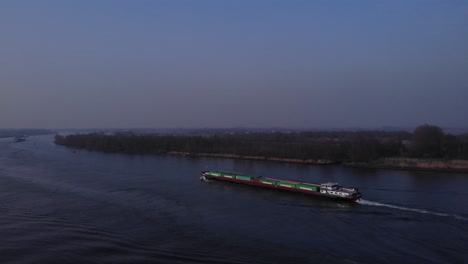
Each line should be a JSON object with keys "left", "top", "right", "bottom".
{"left": 54, "top": 125, "right": 468, "bottom": 162}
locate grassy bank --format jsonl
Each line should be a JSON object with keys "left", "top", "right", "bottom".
{"left": 344, "top": 158, "right": 468, "bottom": 172}
{"left": 167, "top": 151, "right": 338, "bottom": 165}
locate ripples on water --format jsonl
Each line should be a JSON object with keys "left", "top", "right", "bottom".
{"left": 0, "top": 205, "right": 259, "bottom": 264}
{"left": 0, "top": 136, "right": 467, "bottom": 263}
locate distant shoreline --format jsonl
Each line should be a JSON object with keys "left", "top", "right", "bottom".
{"left": 0, "top": 129, "right": 55, "bottom": 138}
{"left": 53, "top": 129, "right": 468, "bottom": 173}
{"left": 167, "top": 151, "right": 468, "bottom": 173}
{"left": 167, "top": 151, "right": 339, "bottom": 165}
{"left": 343, "top": 158, "right": 468, "bottom": 173}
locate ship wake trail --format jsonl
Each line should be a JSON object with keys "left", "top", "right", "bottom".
{"left": 357, "top": 199, "right": 467, "bottom": 220}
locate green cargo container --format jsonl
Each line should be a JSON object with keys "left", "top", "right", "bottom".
{"left": 276, "top": 181, "right": 296, "bottom": 188}
{"left": 259, "top": 178, "right": 277, "bottom": 185}
{"left": 235, "top": 175, "right": 252, "bottom": 181}
{"left": 296, "top": 184, "right": 318, "bottom": 191}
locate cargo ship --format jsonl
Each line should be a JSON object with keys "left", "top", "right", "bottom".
{"left": 201, "top": 171, "right": 362, "bottom": 201}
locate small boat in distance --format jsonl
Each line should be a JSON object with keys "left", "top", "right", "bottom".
{"left": 13, "top": 136, "right": 26, "bottom": 143}
{"left": 201, "top": 170, "right": 362, "bottom": 201}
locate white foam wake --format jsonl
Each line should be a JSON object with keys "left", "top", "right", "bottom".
{"left": 356, "top": 199, "right": 467, "bottom": 220}
{"left": 200, "top": 176, "right": 211, "bottom": 182}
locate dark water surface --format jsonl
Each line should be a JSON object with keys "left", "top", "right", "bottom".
{"left": 0, "top": 135, "right": 467, "bottom": 263}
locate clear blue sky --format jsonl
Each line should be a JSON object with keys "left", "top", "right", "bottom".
{"left": 1, "top": 0, "right": 467, "bottom": 129}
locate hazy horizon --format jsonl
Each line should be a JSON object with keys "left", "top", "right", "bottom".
{"left": 2, "top": 1, "right": 467, "bottom": 129}
{"left": 3, "top": 125, "right": 468, "bottom": 135}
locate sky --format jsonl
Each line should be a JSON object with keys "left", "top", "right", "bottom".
{"left": 1, "top": 0, "right": 467, "bottom": 129}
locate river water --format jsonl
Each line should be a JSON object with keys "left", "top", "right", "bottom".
{"left": 0, "top": 135, "right": 467, "bottom": 264}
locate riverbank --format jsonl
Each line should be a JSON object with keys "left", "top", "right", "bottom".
{"left": 344, "top": 158, "right": 468, "bottom": 173}
{"left": 167, "top": 151, "right": 337, "bottom": 165}
{"left": 168, "top": 152, "right": 468, "bottom": 172}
